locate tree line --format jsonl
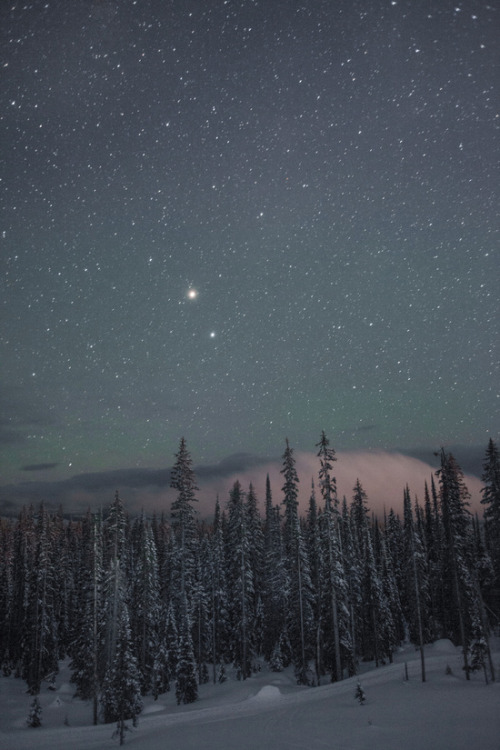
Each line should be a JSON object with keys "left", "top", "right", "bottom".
{"left": 0, "top": 434, "right": 499, "bottom": 735}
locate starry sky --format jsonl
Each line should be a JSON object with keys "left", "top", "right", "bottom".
{"left": 1, "top": 0, "right": 498, "bottom": 514}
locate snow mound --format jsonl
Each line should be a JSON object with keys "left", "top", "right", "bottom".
{"left": 249, "top": 685, "right": 281, "bottom": 702}
{"left": 430, "top": 639, "right": 457, "bottom": 653}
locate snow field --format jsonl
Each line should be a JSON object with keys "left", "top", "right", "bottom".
{"left": 1, "top": 638, "right": 499, "bottom": 750}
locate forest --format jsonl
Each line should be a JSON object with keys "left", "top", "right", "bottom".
{"left": 1, "top": 434, "right": 499, "bottom": 735}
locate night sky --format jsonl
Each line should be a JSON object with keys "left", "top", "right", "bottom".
{"left": 1, "top": 0, "right": 498, "bottom": 514}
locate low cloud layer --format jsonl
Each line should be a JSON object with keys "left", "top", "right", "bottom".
{"left": 194, "top": 450, "right": 484, "bottom": 520}
{"left": 0, "top": 447, "right": 485, "bottom": 520}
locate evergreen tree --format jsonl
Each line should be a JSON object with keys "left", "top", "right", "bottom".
{"left": 104, "top": 491, "right": 128, "bottom": 568}
{"left": 316, "top": 431, "right": 350, "bottom": 682}
{"left": 102, "top": 494, "right": 130, "bottom": 701}
{"left": 0, "top": 518, "right": 14, "bottom": 674}
{"left": 318, "top": 501, "right": 351, "bottom": 681}
{"left": 27, "top": 696, "right": 42, "bottom": 727}
{"left": 51, "top": 506, "right": 73, "bottom": 660}
{"left": 129, "top": 513, "right": 162, "bottom": 695}
{"left": 24, "top": 504, "right": 59, "bottom": 694}
{"left": 164, "top": 601, "right": 179, "bottom": 691}
{"left": 360, "top": 522, "right": 391, "bottom": 666}
{"left": 151, "top": 512, "right": 171, "bottom": 602}
{"left": 281, "top": 439, "right": 314, "bottom": 684}
{"left": 262, "top": 478, "right": 288, "bottom": 664}
{"left": 69, "top": 511, "right": 104, "bottom": 724}
{"left": 402, "top": 487, "right": 428, "bottom": 681}
{"left": 245, "top": 483, "right": 264, "bottom": 656}
{"left": 226, "top": 480, "right": 255, "bottom": 679}
{"left": 306, "top": 480, "right": 323, "bottom": 683}
{"left": 384, "top": 508, "right": 406, "bottom": 643}
{"left": 350, "top": 484, "right": 393, "bottom": 667}
{"left": 175, "top": 594, "right": 198, "bottom": 704}
{"left": 354, "top": 680, "right": 366, "bottom": 705}
{"left": 481, "top": 438, "right": 500, "bottom": 619}
{"left": 170, "top": 437, "right": 198, "bottom": 601}
{"left": 207, "top": 497, "right": 230, "bottom": 680}
{"left": 191, "top": 537, "right": 211, "bottom": 684}
{"left": 101, "top": 600, "right": 142, "bottom": 739}
{"left": 422, "top": 480, "right": 443, "bottom": 638}
{"left": 340, "top": 497, "right": 362, "bottom": 676}
{"left": 436, "top": 449, "right": 489, "bottom": 679}
{"left": 351, "top": 479, "right": 370, "bottom": 554}
{"left": 10, "top": 506, "right": 36, "bottom": 681}
{"left": 377, "top": 532, "right": 403, "bottom": 664}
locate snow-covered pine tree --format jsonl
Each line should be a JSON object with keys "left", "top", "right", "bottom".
{"left": 281, "top": 439, "right": 314, "bottom": 685}
{"left": 101, "top": 597, "right": 142, "bottom": 738}
{"left": 207, "top": 497, "right": 230, "bottom": 681}
{"left": 354, "top": 680, "right": 366, "bottom": 705}
{"left": 0, "top": 517, "right": 14, "bottom": 675}
{"left": 101, "top": 494, "right": 131, "bottom": 703}
{"left": 104, "top": 491, "right": 128, "bottom": 569}
{"left": 481, "top": 438, "right": 500, "bottom": 620}
{"left": 191, "top": 537, "right": 211, "bottom": 684}
{"left": 163, "top": 601, "right": 179, "bottom": 691}
{"left": 436, "top": 449, "right": 488, "bottom": 679}
{"left": 402, "top": 486, "right": 429, "bottom": 681}
{"left": 351, "top": 479, "right": 370, "bottom": 555}
{"left": 383, "top": 507, "right": 406, "bottom": 644}
{"left": 421, "top": 480, "right": 444, "bottom": 639}
{"left": 175, "top": 593, "right": 198, "bottom": 704}
{"left": 9, "top": 505, "right": 37, "bottom": 678}
{"left": 151, "top": 512, "right": 171, "bottom": 602}
{"left": 245, "top": 483, "right": 264, "bottom": 657}
{"left": 69, "top": 511, "right": 104, "bottom": 726}
{"left": 51, "top": 506, "right": 73, "bottom": 660}
{"left": 24, "top": 504, "right": 59, "bottom": 695}
{"left": 316, "top": 431, "right": 350, "bottom": 682}
{"left": 340, "top": 497, "right": 362, "bottom": 677}
{"left": 377, "top": 531, "right": 403, "bottom": 665}
{"left": 262, "top": 478, "right": 288, "bottom": 665}
{"left": 129, "top": 512, "right": 162, "bottom": 695}
{"left": 305, "top": 480, "right": 323, "bottom": 684}
{"left": 27, "top": 695, "right": 42, "bottom": 727}
{"left": 360, "top": 522, "right": 387, "bottom": 667}
{"left": 226, "top": 480, "right": 255, "bottom": 679}
{"left": 170, "top": 437, "right": 199, "bottom": 602}
{"left": 318, "top": 500, "right": 351, "bottom": 682}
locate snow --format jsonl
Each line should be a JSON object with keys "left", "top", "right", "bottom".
{"left": 1, "top": 639, "right": 499, "bottom": 750}
{"left": 248, "top": 684, "right": 282, "bottom": 702}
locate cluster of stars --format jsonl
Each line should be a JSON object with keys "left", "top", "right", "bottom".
{"left": 0, "top": 0, "right": 497, "bottom": 500}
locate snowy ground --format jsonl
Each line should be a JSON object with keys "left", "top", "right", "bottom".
{"left": 1, "top": 639, "right": 499, "bottom": 750}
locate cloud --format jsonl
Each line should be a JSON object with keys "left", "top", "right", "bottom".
{"left": 191, "top": 450, "right": 484, "bottom": 520}
{"left": 21, "top": 463, "right": 59, "bottom": 472}
{"left": 0, "top": 448, "right": 485, "bottom": 520}
{"left": 398, "top": 444, "right": 487, "bottom": 479}
{"left": 195, "top": 453, "right": 271, "bottom": 480}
